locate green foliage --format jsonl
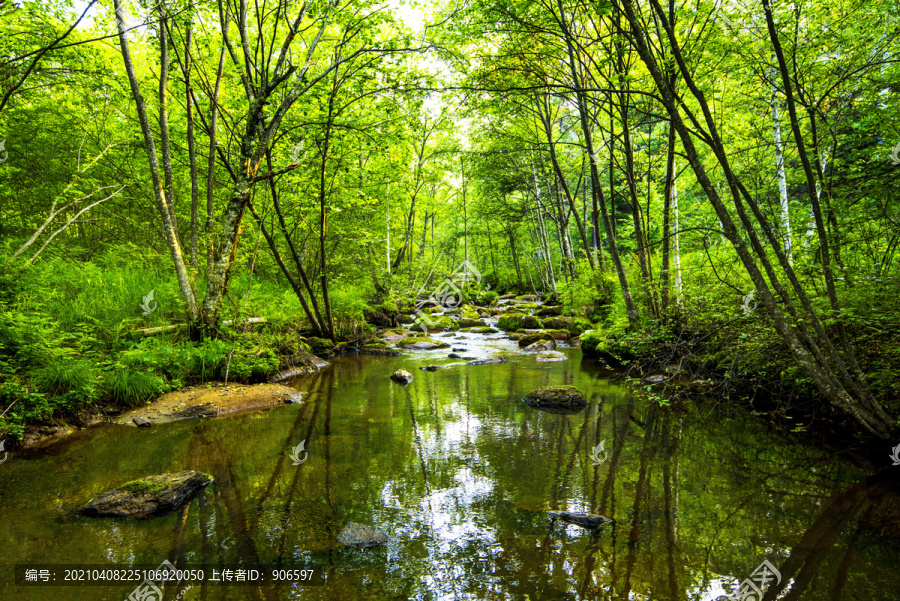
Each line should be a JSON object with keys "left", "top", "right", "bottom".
{"left": 556, "top": 261, "right": 612, "bottom": 320}
{"left": 103, "top": 368, "right": 167, "bottom": 407}
{"left": 225, "top": 348, "right": 279, "bottom": 383}
{"left": 477, "top": 290, "right": 499, "bottom": 305}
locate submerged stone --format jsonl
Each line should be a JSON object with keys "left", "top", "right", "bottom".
{"left": 547, "top": 510, "right": 614, "bottom": 530}
{"left": 337, "top": 522, "right": 389, "bottom": 547}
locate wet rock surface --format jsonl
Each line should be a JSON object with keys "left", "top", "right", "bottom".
{"left": 547, "top": 511, "right": 614, "bottom": 530}
{"left": 390, "top": 369, "right": 414, "bottom": 384}
{"left": 78, "top": 471, "right": 213, "bottom": 519}
{"left": 337, "top": 522, "right": 390, "bottom": 547}
{"left": 466, "top": 356, "right": 509, "bottom": 366}
{"left": 396, "top": 337, "right": 452, "bottom": 350}
{"left": 522, "top": 385, "right": 587, "bottom": 412}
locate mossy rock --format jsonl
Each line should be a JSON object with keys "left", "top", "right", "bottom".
{"left": 546, "top": 329, "right": 570, "bottom": 341}
{"left": 397, "top": 314, "right": 415, "bottom": 324}
{"left": 543, "top": 317, "right": 588, "bottom": 337}
{"left": 78, "top": 471, "right": 213, "bottom": 519}
{"left": 359, "top": 343, "right": 402, "bottom": 357}
{"left": 515, "top": 302, "right": 540, "bottom": 310}
{"left": 396, "top": 337, "right": 451, "bottom": 350}
{"left": 477, "top": 290, "right": 499, "bottom": 305}
{"left": 459, "top": 305, "right": 480, "bottom": 320}
{"left": 535, "top": 305, "right": 563, "bottom": 317}
{"left": 522, "top": 385, "right": 586, "bottom": 413}
{"left": 458, "top": 318, "right": 487, "bottom": 328}
{"left": 431, "top": 316, "right": 460, "bottom": 331}
{"left": 119, "top": 479, "right": 167, "bottom": 493}
{"left": 307, "top": 337, "right": 335, "bottom": 353}
{"left": 521, "top": 315, "right": 543, "bottom": 329}
{"left": 496, "top": 314, "right": 524, "bottom": 331}
{"left": 579, "top": 330, "right": 625, "bottom": 367}
{"left": 461, "top": 326, "right": 499, "bottom": 334}
{"left": 518, "top": 332, "right": 554, "bottom": 347}
{"left": 515, "top": 294, "right": 538, "bottom": 301}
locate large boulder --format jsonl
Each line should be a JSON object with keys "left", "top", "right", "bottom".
{"left": 390, "top": 369, "right": 413, "bottom": 384}
{"left": 78, "top": 471, "right": 213, "bottom": 519}
{"left": 419, "top": 316, "right": 459, "bottom": 332}
{"left": 522, "top": 385, "right": 587, "bottom": 413}
{"left": 496, "top": 314, "right": 523, "bottom": 331}
{"left": 396, "top": 337, "right": 451, "bottom": 350}
{"left": 579, "top": 330, "right": 625, "bottom": 367}
{"left": 337, "top": 522, "right": 389, "bottom": 547}
{"left": 521, "top": 315, "right": 543, "bottom": 329}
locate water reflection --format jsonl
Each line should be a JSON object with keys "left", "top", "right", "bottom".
{"left": 1, "top": 349, "right": 899, "bottom": 600}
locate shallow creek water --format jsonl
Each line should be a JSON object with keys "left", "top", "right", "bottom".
{"left": 1, "top": 328, "right": 899, "bottom": 600}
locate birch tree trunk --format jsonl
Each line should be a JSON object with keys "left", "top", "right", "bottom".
{"left": 113, "top": 0, "right": 199, "bottom": 320}
{"left": 772, "top": 89, "right": 792, "bottom": 264}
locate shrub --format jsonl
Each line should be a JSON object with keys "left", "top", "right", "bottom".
{"left": 103, "top": 368, "right": 167, "bottom": 407}
{"left": 477, "top": 290, "right": 499, "bottom": 306}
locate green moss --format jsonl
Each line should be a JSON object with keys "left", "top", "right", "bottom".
{"left": 119, "top": 479, "right": 166, "bottom": 493}
{"left": 307, "top": 337, "right": 335, "bottom": 352}
{"left": 496, "top": 314, "right": 523, "bottom": 331}
{"left": 397, "top": 337, "right": 450, "bottom": 349}
{"left": 521, "top": 315, "right": 543, "bottom": 329}
{"left": 580, "top": 330, "right": 604, "bottom": 354}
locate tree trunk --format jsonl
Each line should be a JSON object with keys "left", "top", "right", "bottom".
{"left": 557, "top": 0, "right": 637, "bottom": 323}
{"left": 114, "top": 0, "right": 198, "bottom": 320}
{"left": 618, "top": 0, "right": 891, "bottom": 437}
{"left": 772, "top": 87, "right": 792, "bottom": 264}
{"left": 185, "top": 24, "right": 200, "bottom": 272}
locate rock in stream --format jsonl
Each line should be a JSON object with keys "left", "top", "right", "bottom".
{"left": 522, "top": 385, "right": 587, "bottom": 413}
{"left": 337, "top": 522, "right": 389, "bottom": 547}
{"left": 78, "top": 471, "right": 213, "bottom": 519}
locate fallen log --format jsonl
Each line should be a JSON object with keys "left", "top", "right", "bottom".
{"left": 136, "top": 317, "right": 268, "bottom": 337}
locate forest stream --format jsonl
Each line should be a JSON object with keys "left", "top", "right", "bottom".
{"left": 1, "top": 318, "right": 898, "bottom": 601}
